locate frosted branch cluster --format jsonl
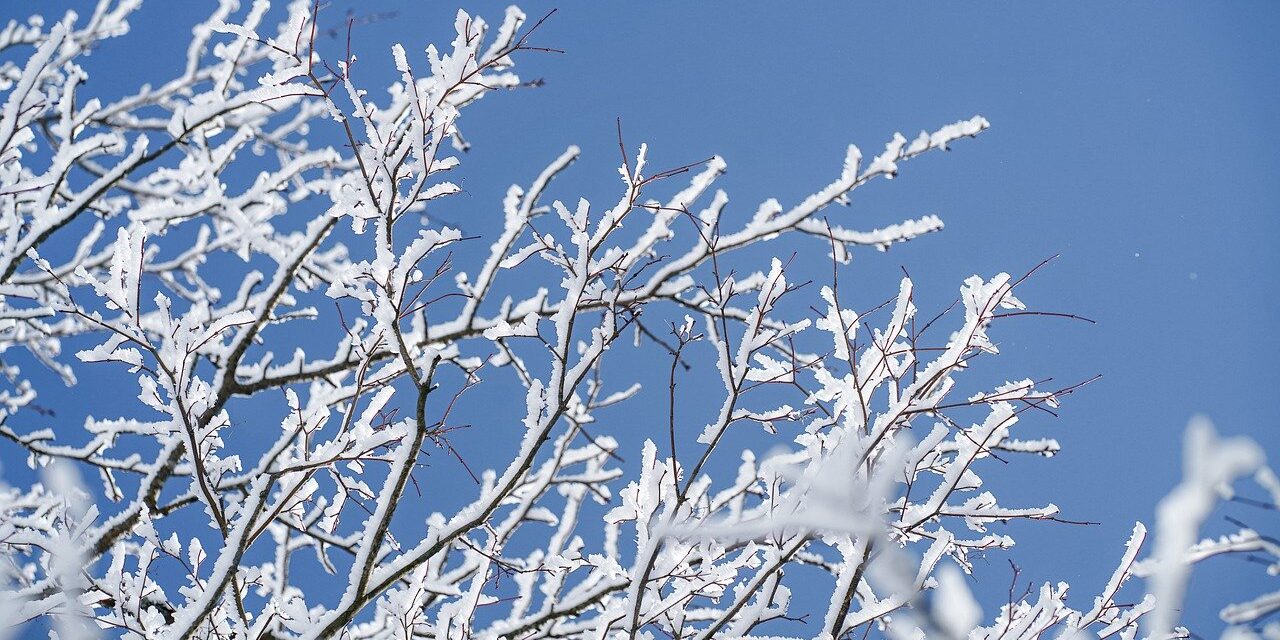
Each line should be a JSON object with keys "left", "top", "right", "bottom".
{"left": 0, "top": 2, "right": 1271, "bottom": 639}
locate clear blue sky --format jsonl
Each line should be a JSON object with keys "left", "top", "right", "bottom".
{"left": 5, "top": 1, "right": 1278, "bottom": 636}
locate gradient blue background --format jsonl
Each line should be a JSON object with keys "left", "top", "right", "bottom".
{"left": 4, "top": 1, "right": 1278, "bottom": 637}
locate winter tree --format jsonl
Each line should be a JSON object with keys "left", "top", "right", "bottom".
{"left": 0, "top": 2, "right": 1273, "bottom": 639}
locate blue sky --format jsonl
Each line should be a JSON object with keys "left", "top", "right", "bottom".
{"left": 5, "top": 1, "right": 1279, "bottom": 636}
